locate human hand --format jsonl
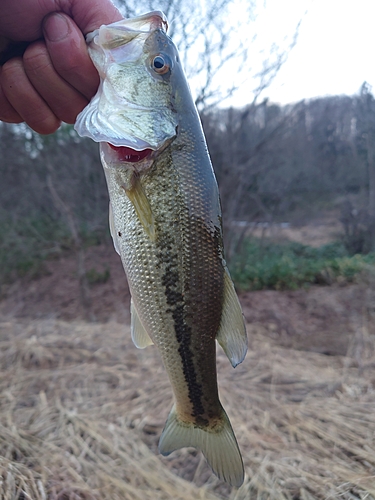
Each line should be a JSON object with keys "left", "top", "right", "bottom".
{"left": 0, "top": 0, "right": 122, "bottom": 134}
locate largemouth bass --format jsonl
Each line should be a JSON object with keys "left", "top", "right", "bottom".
{"left": 75, "top": 11, "right": 247, "bottom": 487}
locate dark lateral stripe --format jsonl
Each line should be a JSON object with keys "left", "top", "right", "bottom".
{"left": 158, "top": 243, "right": 208, "bottom": 425}
{"left": 171, "top": 304, "right": 208, "bottom": 426}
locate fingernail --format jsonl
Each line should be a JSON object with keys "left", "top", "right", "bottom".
{"left": 43, "top": 13, "right": 70, "bottom": 42}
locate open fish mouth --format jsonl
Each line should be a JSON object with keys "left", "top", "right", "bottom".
{"left": 74, "top": 10, "right": 177, "bottom": 152}
{"left": 107, "top": 144, "right": 153, "bottom": 163}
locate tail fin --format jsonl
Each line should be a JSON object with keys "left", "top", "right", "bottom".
{"left": 158, "top": 404, "right": 244, "bottom": 487}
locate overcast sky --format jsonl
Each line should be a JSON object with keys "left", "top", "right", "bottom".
{"left": 228, "top": 0, "right": 375, "bottom": 106}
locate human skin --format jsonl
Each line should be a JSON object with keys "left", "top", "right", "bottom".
{"left": 0, "top": 0, "right": 122, "bottom": 134}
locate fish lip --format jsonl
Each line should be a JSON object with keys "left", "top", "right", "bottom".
{"left": 123, "top": 10, "right": 168, "bottom": 33}
{"left": 101, "top": 130, "right": 157, "bottom": 151}
{"left": 86, "top": 11, "right": 168, "bottom": 43}
{"left": 107, "top": 143, "right": 153, "bottom": 163}
{"left": 103, "top": 134, "right": 175, "bottom": 165}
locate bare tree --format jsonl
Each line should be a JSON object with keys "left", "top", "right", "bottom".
{"left": 0, "top": 122, "right": 109, "bottom": 306}
{"left": 114, "top": 0, "right": 303, "bottom": 110}
{"left": 45, "top": 159, "right": 93, "bottom": 319}
{"left": 343, "top": 82, "right": 375, "bottom": 253}
{"left": 359, "top": 84, "right": 375, "bottom": 222}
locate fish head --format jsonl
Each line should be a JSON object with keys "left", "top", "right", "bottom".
{"left": 75, "top": 12, "right": 181, "bottom": 160}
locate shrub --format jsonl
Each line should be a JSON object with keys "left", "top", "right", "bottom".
{"left": 229, "top": 238, "right": 375, "bottom": 291}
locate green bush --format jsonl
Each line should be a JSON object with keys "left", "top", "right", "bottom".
{"left": 229, "top": 239, "right": 375, "bottom": 291}
{"left": 0, "top": 215, "right": 63, "bottom": 283}
{"left": 0, "top": 213, "right": 107, "bottom": 284}
{"left": 85, "top": 268, "right": 110, "bottom": 285}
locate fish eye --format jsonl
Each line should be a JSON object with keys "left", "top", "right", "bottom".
{"left": 152, "top": 55, "right": 170, "bottom": 75}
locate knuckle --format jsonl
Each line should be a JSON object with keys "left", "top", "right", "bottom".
{"left": 29, "top": 114, "right": 61, "bottom": 135}
{"left": 23, "top": 42, "right": 51, "bottom": 75}
{"left": 56, "top": 52, "right": 82, "bottom": 74}
{"left": 1, "top": 58, "right": 23, "bottom": 84}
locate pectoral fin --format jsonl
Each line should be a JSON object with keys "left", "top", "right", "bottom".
{"left": 131, "top": 299, "right": 154, "bottom": 349}
{"left": 125, "top": 176, "right": 156, "bottom": 241}
{"left": 216, "top": 268, "right": 247, "bottom": 368}
{"left": 109, "top": 202, "right": 121, "bottom": 255}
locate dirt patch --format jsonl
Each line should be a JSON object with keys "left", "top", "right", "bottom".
{"left": 239, "top": 213, "right": 343, "bottom": 248}
{"left": 0, "top": 244, "right": 131, "bottom": 323}
{"left": 241, "top": 284, "right": 372, "bottom": 355}
{"left": 1, "top": 243, "right": 372, "bottom": 356}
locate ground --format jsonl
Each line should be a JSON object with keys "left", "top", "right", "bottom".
{"left": 0, "top": 219, "right": 374, "bottom": 499}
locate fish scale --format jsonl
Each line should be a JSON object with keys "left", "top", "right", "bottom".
{"left": 75, "top": 11, "right": 247, "bottom": 487}
{"left": 109, "top": 145, "right": 223, "bottom": 424}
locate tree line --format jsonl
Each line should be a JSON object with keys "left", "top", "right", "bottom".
{"left": 204, "top": 86, "right": 371, "bottom": 220}
{"left": 203, "top": 83, "right": 375, "bottom": 252}
{"left": 1, "top": 85, "right": 375, "bottom": 272}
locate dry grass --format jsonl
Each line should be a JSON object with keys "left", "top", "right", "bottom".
{"left": 0, "top": 313, "right": 374, "bottom": 499}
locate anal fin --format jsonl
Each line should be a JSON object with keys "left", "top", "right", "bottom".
{"left": 216, "top": 268, "right": 247, "bottom": 367}
{"left": 131, "top": 299, "right": 154, "bottom": 349}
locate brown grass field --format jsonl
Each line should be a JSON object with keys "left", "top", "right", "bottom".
{"left": 1, "top": 236, "right": 375, "bottom": 499}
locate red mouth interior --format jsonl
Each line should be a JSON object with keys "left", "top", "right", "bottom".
{"left": 108, "top": 143, "right": 152, "bottom": 163}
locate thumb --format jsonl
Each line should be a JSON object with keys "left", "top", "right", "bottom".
{"left": 43, "top": 13, "right": 99, "bottom": 99}
{"left": 67, "top": 0, "right": 123, "bottom": 34}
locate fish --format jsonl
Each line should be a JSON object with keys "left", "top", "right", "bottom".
{"left": 75, "top": 11, "right": 247, "bottom": 487}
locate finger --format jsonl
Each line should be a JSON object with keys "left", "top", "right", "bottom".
{"left": 0, "top": 68, "right": 23, "bottom": 123}
{"left": 43, "top": 13, "right": 99, "bottom": 100}
{"left": 23, "top": 40, "right": 89, "bottom": 124}
{"left": 1, "top": 57, "right": 61, "bottom": 134}
{"left": 69, "top": 0, "right": 123, "bottom": 34}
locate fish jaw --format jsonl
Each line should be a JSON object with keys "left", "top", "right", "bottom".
{"left": 74, "top": 12, "right": 177, "bottom": 150}
{"left": 87, "top": 11, "right": 168, "bottom": 45}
